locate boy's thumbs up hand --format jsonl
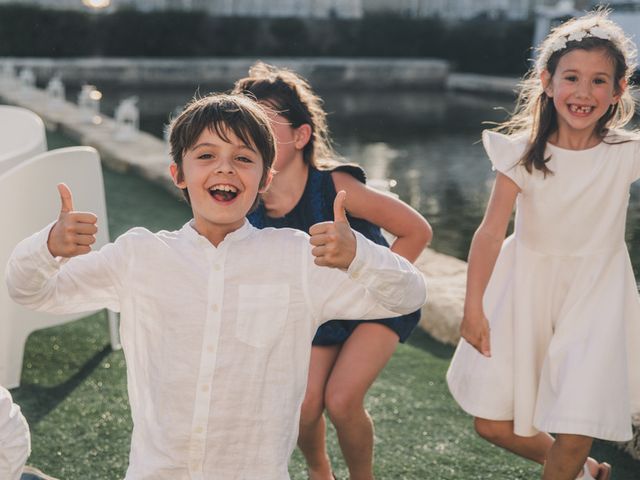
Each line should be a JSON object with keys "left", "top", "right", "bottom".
{"left": 47, "top": 183, "right": 99, "bottom": 258}
{"left": 309, "top": 190, "right": 356, "bottom": 269}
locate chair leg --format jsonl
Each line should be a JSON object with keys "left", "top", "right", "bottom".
{"left": 107, "top": 310, "right": 122, "bottom": 351}
{"left": 1, "top": 329, "right": 31, "bottom": 389}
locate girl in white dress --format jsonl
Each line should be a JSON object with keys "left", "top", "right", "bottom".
{"left": 446, "top": 10, "right": 640, "bottom": 480}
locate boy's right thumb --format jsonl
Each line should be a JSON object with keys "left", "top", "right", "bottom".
{"left": 57, "top": 183, "right": 74, "bottom": 214}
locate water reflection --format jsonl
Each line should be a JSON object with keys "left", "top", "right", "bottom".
{"left": 95, "top": 86, "right": 640, "bottom": 277}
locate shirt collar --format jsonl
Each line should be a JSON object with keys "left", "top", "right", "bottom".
{"left": 181, "top": 219, "right": 256, "bottom": 249}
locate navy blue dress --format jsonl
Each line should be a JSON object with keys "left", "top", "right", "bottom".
{"left": 248, "top": 164, "right": 421, "bottom": 345}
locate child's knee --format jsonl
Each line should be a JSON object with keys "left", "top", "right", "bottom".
{"left": 324, "top": 390, "right": 362, "bottom": 423}
{"left": 474, "top": 417, "right": 510, "bottom": 443}
{"left": 554, "top": 433, "right": 593, "bottom": 457}
{"left": 299, "top": 392, "right": 325, "bottom": 425}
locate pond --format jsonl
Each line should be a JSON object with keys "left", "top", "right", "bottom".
{"left": 95, "top": 85, "right": 640, "bottom": 276}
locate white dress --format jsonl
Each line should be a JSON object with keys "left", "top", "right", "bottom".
{"left": 447, "top": 129, "right": 640, "bottom": 441}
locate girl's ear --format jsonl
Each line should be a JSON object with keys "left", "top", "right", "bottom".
{"left": 541, "top": 69, "right": 553, "bottom": 97}
{"left": 294, "top": 124, "right": 312, "bottom": 150}
{"left": 614, "top": 78, "right": 628, "bottom": 103}
{"left": 170, "top": 163, "right": 186, "bottom": 188}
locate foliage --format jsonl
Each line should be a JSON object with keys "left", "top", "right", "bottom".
{"left": 0, "top": 5, "right": 534, "bottom": 74}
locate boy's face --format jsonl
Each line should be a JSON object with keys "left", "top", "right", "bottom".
{"left": 170, "top": 126, "right": 270, "bottom": 245}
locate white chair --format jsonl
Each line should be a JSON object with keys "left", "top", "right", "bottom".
{"left": 0, "top": 105, "right": 47, "bottom": 175}
{"left": 0, "top": 147, "right": 121, "bottom": 389}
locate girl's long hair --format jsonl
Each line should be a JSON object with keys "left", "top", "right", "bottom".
{"left": 496, "top": 9, "right": 637, "bottom": 175}
{"left": 232, "top": 62, "right": 340, "bottom": 169}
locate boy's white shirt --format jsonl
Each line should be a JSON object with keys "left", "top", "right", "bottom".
{"left": 0, "top": 386, "right": 30, "bottom": 480}
{"left": 6, "top": 219, "right": 426, "bottom": 480}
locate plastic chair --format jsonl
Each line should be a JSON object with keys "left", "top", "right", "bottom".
{"left": 0, "top": 147, "right": 121, "bottom": 389}
{"left": 0, "top": 105, "right": 47, "bottom": 175}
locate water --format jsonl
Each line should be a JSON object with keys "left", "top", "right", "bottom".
{"left": 95, "top": 85, "right": 640, "bottom": 276}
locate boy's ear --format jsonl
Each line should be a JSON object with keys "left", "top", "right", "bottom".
{"left": 259, "top": 169, "right": 274, "bottom": 194}
{"left": 169, "top": 163, "right": 186, "bottom": 188}
{"left": 541, "top": 69, "right": 553, "bottom": 97}
{"left": 294, "top": 124, "right": 312, "bottom": 150}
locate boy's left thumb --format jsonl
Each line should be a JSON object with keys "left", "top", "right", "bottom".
{"left": 333, "top": 190, "right": 348, "bottom": 223}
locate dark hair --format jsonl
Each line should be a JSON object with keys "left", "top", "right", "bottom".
{"left": 231, "top": 61, "right": 340, "bottom": 168}
{"left": 168, "top": 93, "right": 275, "bottom": 208}
{"left": 496, "top": 10, "right": 637, "bottom": 176}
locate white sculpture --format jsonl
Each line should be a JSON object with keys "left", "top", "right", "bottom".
{"left": 114, "top": 96, "right": 139, "bottom": 141}
{"left": 77, "top": 84, "right": 102, "bottom": 124}
{"left": 0, "top": 63, "right": 15, "bottom": 88}
{"left": 18, "top": 68, "right": 36, "bottom": 98}
{"left": 46, "top": 75, "right": 65, "bottom": 111}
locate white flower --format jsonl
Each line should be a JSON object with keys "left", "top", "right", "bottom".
{"left": 550, "top": 36, "right": 568, "bottom": 52}
{"left": 567, "top": 30, "right": 587, "bottom": 42}
{"left": 589, "top": 26, "right": 611, "bottom": 40}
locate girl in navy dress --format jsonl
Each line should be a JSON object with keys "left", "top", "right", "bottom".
{"left": 233, "top": 63, "right": 432, "bottom": 480}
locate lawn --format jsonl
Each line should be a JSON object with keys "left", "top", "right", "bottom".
{"left": 9, "top": 132, "right": 640, "bottom": 479}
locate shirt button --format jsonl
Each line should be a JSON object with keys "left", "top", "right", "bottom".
{"left": 201, "top": 384, "right": 209, "bottom": 392}
{"left": 195, "top": 426, "right": 203, "bottom": 434}
{"left": 352, "top": 271, "right": 360, "bottom": 279}
{"left": 207, "top": 345, "right": 215, "bottom": 353}
{"left": 213, "top": 264, "right": 221, "bottom": 271}
{"left": 211, "top": 304, "right": 219, "bottom": 312}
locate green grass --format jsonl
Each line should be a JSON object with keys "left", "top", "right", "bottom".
{"left": 9, "top": 131, "right": 640, "bottom": 479}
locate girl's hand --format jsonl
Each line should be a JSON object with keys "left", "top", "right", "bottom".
{"left": 47, "top": 183, "right": 98, "bottom": 258}
{"left": 460, "top": 310, "right": 491, "bottom": 357}
{"left": 309, "top": 190, "right": 356, "bottom": 269}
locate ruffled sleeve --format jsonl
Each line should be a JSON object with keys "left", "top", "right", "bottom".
{"left": 482, "top": 130, "right": 527, "bottom": 190}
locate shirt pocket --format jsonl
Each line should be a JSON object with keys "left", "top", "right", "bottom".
{"left": 236, "top": 284, "right": 290, "bottom": 348}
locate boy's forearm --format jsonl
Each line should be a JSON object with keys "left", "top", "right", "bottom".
{"left": 6, "top": 225, "right": 120, "bottom": 314}
{"left": 6, "top": 225, "right": 63, "bottom": 310}
{"left": 347, "top": 232, "right": 426, "bottom": 314}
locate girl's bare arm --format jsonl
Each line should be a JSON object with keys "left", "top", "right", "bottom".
{"left": 332, "top": 171, "right": 432, "bottom": 263}
{"left": 462, "top": 172, "right": 519, "bottom": 356}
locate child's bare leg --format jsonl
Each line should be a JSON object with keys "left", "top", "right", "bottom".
{"left": 542, "top": 434, "right": 593, "bottom": 480}
{"left": 475, "top": 419, "right": 600, "bottom": 478}
{"left": 474, "top": 418, "right": 553, "bottom": 464}
{"left": 298, "top": 344, "right": 340, "bottom": 480}
{"left": 325, "top": 323, "right": 399, "bottom": 480}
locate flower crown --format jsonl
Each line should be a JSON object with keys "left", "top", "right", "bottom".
{"left": 550, "top": 24, "right": 612, "bottom": 53}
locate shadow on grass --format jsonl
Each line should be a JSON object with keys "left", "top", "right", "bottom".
{"left": 12, "top": 345, "right": 112, "bottom": 427}
{"left": 406, "top": 328, "right": 455, "bottom": 360}
{"left": 591, "top": 440, "right": 640, "bottom": 478}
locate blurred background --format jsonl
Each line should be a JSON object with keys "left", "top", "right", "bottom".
{"left": 3, "top": 0, "right": 639, "bottom": 264}
{"left": 1, "top": 1, "right": 640, "bottom": 478}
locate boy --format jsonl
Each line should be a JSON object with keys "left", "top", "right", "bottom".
{"left": 5, "top": 94, "right": 426, "bottom": 479}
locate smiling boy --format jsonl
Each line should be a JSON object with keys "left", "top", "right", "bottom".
{"left": 5, "top": 94, "right": 426, "bottom": 480}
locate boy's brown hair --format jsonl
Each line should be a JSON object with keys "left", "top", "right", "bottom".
{"left": 168, "top": 93, "right": 276, "bottom": 207}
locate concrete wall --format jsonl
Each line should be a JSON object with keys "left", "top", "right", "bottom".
{"left": 0, "top": 57, "right": 449, "bottom": 91}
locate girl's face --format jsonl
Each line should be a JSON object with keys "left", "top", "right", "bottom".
{"left": 542, "top": 48, "right": 624, "bottom": 142}
{"left": 261, "top": 103, "right": 310, "bottom": 172}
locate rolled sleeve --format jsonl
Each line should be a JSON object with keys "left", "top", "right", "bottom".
{"left": 308, "top": 231, "right": 427, "bottom": 323}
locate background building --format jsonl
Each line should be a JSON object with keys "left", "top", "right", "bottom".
{"left": 361, "top": 0, "right": 557, "bottom": 20}
{"left": 0, "top": 0, "right": 363, "bottom": 17}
